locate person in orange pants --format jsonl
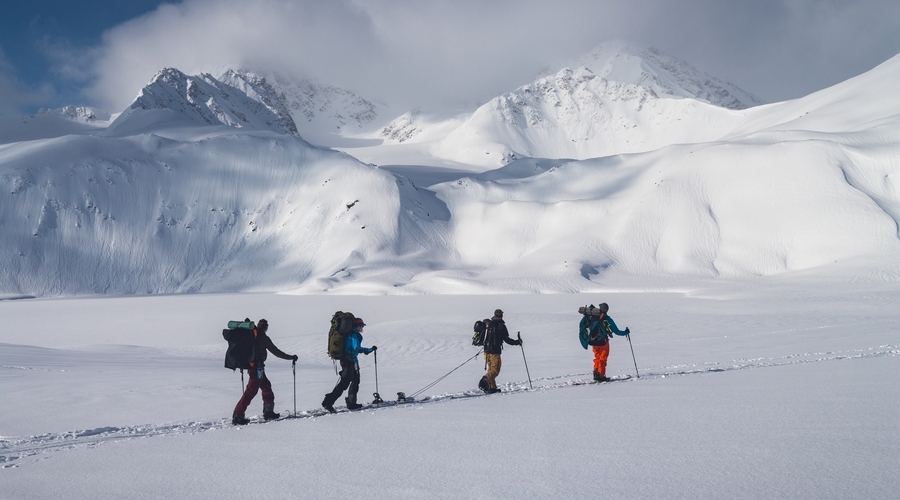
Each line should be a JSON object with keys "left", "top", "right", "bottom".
{"left": 579, "top": 303, "right": 629, "bottom": 382}
{"left": 592, "top": 342, "right": 611, "bottom": 380}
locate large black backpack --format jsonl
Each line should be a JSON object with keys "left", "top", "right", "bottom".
{"left": 472, "top": 319, "right": 489, "bottom": 346}
{"left": 223, "top": 318, "right": 258, "bottom": 370}
{"left": 472, "top": 318, "right": 496, "bottom": 347}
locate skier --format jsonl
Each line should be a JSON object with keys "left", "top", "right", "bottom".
{"left": 232, "top": 319, "right": 299, "bottom": 425}
{"left": 322, "top": 318, "right": 376, "bottom": 413}
{"left": 478, "top": 309, "right": 521, "bottom": 394}
{"left": 585, "top": 303, "right": 629, "bottom": 382}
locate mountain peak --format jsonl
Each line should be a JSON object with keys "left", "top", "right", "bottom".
{"left": 555, "top": 40, "right": 763, "bottom": 109}
{"left": 106, "top": 68, "right": 298, "bottom": 136}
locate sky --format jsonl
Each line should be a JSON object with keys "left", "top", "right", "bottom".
{"left": 2, "top": 0, "right": 900, "bottom": 116}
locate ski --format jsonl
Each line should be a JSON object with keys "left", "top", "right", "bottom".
{"left": 567, "top": 374, "right": 632, "bottom": 386}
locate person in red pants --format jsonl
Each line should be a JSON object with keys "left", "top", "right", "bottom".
{"left": 232, "top": 319, "right": 298, "bottom": 425}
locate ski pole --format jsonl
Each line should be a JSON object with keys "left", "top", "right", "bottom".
{"left": 626, "top": 332, "right": 640, "bottom": 378}
{"left": 241, "top": 368, "right": 245, "bottom": 392}
{"left": 518, "top": 332, "right": 533, "bottom": 389}
{"left": 372, "top": 348, "right": 383, "bottom": 404}
{"left": 292, "top": 359, "right": 297, "bottom": 417}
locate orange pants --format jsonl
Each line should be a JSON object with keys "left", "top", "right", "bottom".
{"left": 592, "top": 344, "right": 610, "bottom": 377}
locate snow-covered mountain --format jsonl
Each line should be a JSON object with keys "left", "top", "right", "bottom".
{"left": 0, "top": 106, "right": 111, "bottom": 145}
{"left": 104, "top": 68, "right": 299, "bottom": 137}
{"left": 213, "top": 69, "right": 382, "bottom": 144}
{"left": 429, "top": 66, "right": 747, "bottom": 166}
{"left": 1, "top": 50, "right": 899, "bottom": 296}
{"left": 370, "top": 42, "right": 763, "bottom": 167}
{"left": 556, "top": 41, "right": 763, "bottom": 110}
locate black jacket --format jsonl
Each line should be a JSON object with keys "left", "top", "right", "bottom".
{"left": 253, "top": 330, "right": 293, "bottom": 366}
{"left": 483, "top": 317, "right": 518, "bottom": 354}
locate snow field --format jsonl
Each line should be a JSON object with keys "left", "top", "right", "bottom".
{"left": 2, "top": 282, "right": 898, "bottom": 498}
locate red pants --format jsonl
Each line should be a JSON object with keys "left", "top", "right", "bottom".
{"left": 233, "top": 365, "right": 274, "bottom": 418}
{"left": 592, "top": 344, "right": 610, "bottom": 377}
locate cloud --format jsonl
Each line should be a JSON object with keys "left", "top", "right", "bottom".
{"left": 81, "top": 0, "right": 900, "bottom": 113}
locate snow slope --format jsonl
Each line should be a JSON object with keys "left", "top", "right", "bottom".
{"left": 0, "top": 128, "right": 456, "bottom": 295}
{"left": 0, "top": 106, "right": 111, "bottom": 145}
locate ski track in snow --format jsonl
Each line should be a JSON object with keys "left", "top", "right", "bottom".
{"left": 2, "top": 344, "right": 897, "bottom": 468}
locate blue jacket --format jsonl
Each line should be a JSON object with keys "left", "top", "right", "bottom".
{"left": 344, "top": 328, "right": 372, "bottom": 362}
{"left": 580, "top": 314, "right": 628, "bottom": 349}
{"left": 601, "top": 315, "right": 629, "bottom": 337}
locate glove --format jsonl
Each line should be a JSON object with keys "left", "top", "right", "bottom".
{"left": 625, "top": 327, "right": 630, "bottom": 334}
{"left": 518, "top": 339, "right": 523, "bottom": 346}
{"left": 291, "top": 355, "right": 299, "bottom": 362}
{"left": 372, "top": 345, "right": 377, "bottom": 351}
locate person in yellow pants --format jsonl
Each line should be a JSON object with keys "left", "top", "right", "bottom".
{"left": 478, "top": 309, "right": 521, "bottom": 393}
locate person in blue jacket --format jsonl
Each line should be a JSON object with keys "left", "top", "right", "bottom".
{"left": 322, "top": 317, "right": 376, "bottom": 412}
{"left": 580, "top": 303, "right": 629, "bottom": 382}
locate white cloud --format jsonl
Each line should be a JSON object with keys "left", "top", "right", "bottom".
{"left": 81, "top": 0, "right": 900, "bottom": 113}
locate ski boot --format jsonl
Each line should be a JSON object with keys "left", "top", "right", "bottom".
{"left": 232, "top": 415, "right": 250, "bottom": 425}
{"left": 345, "top": 394, "right": 363, "bottom": 411}
{"left": 321, "top": 398, "right": 336, "bottom": 413}
{"left": 263, "top": 403, "right": 280, "bottom": 421}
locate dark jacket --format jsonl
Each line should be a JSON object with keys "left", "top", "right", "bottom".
{"left": 252, "top": 330, "right": 293, "bottom": 366}
{"left": 483, "top": 317, "right": 519, "bottom": 354}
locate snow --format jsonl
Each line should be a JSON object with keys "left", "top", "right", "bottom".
{"left": 1, "top": 41, "right": 900, "bottom": 498}
{"left": 3, "top": 49, "right": 899, "bottom": 295}
{"left": 2, "top": 284, "right": 898, "bottom": 498}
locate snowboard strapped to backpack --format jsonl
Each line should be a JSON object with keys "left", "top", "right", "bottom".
{"left": 328, "top": 311, "right": 356, "bottom": 359}
{"left": 223, "top": 318, "right": 258, "bottom": 370}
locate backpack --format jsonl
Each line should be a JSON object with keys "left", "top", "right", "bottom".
{"left": 223, "top": 318, "right": 258, "bottom": 370}
{"left": 578, "top": 306, "right": 607, "bottom": 349}
{"left": 327, "top": 311, "right": 356, "bottom": 359}
{"left": 472, "top": 319, "right": 490, "bottom": 346}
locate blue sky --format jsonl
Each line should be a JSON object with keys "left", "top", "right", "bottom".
{"left": 1, "top": 0, "right": 165, "bottom": 113}
{"left": 2, "top": 0, "right": 900, "bottom": 116}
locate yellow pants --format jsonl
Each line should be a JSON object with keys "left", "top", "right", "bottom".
{"left": 484, "top": 353, "right": 502, "bottom": 389}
